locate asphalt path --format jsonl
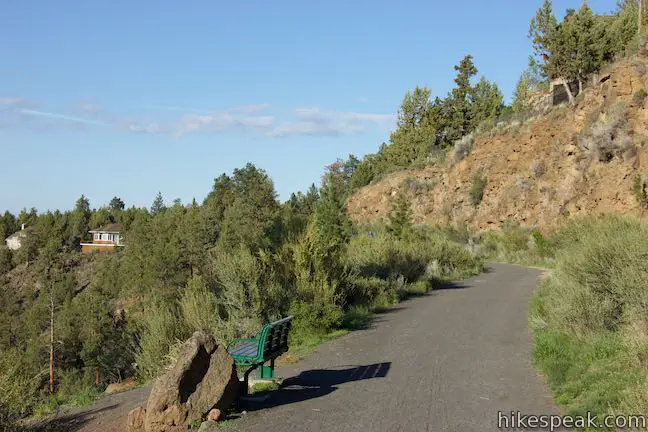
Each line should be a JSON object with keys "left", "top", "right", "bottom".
{"left": 36, "top": 263, "right": 559, "bottom": 432}
{"left": 231, "top": 263, "right": 559, "bottom": 432}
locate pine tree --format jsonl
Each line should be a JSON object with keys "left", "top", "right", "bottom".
{"left": 387, "top": 193, "right": 413, "bottom": 239}
{"left": 108, "top": 196, "right": 125, "bottom": 213}
{"left": 512, "top": 70, "right": 535, "bottom": 113}
{"left": 529, "top": 0, "right": 558, "bottom": 79}
{"left": 313, "top": 174, "right": 352, "bottom": 273}
{"left": 150, "top": 192, "right": 166, "bottom": 216}
{"left": 448, "top": 55, "right": 478, "bottom": 142}
{"left": 471, "top": 77, "right": 504, "bottom": 127}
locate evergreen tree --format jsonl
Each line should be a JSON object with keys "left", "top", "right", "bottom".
{"left": 200, "top": 174, "right": 234, "bottom": 245}
{"left": 387, "top": 193, "right": 413, "bottom": 239}
{"left": 218, "top": 164, "right": 281, "bottom": 251}
{"left": 150, "top": 192, "right": 166, "bottom": 216}
{"left": 448, "top": 55, "right": 478, "bottom": 142}
{"left": 529, "top": 0, "right": 558, "bottom": 79}
{"left": 314, "top": 174, "right": 352, "bottom": 257}
{"left": 471, "top": 77, "right": 504, "bottom": 127}
{"left": 512, "top": 69, "right": 537, "bottom": 113}
{"left": 108, "top": 197, "right": 125, "bottom": 213}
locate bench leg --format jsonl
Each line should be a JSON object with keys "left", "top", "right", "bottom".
{"left": 241, "top": 365, "right": 256, "bottom": 397}
{"left": 257, "top": 359, "right": 276, "bottom": 379}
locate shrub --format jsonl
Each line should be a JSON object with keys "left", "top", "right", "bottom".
{"left": 179, "top": 276, "right": 231, "bottom": 343}
{"left": 469, "top": 172, "right": 487, "bottom": 207}
{"left": 633, "top": 89, "right": 648, "bottom": 106}
{"left": 453, "top": 133, "right": 475, "bottom": 162}
{"left": 530, "top": 160, "right": 546, "bottom": 178}
{"left": 134, "top": 303, "right": 187, "bottom": 381}
{"left": 531, "top": 215, "right": 648, "bottom": 420}
{"left": 403, "top": 177, "right": 436, "bottom": 195}
{"left": 577, "top": 102, "right": 630, "bottom": 163}
{"left": 632, "top": 174, "right": 648, "bottom": 208}
{"left": 0, "top": 348, "right": 40, "bottom": 428}
{"left": 345, "top": 226, "right": 481, "bottom": 288}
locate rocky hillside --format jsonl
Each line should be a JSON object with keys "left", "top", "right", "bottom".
{"left": 348, "top": 49, "right": 648, "bottom": 233}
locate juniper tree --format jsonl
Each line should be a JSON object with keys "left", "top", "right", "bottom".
{"left": 387, "top": 193, "right": 413, "bottom": 240}
{"left": 448, "top": 55, "right": 478, "bottom": 142}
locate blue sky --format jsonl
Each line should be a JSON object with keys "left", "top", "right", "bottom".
{"left": 0, "top": 0, "right": 618, "bottom": 214}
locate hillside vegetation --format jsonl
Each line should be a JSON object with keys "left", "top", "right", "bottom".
{"left": 0, "top": 167, "right": 481, "bottom": 430}
{"left": 2, "top": 1, "right": 648, "bottom": 430}
{"left": 345, "top": 0, "right": 647, "bottom": 232}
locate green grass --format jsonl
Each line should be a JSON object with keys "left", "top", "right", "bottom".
{"left": 528, "top": 215, "right": 648, "bottom": 430}
{"left": 249, "top": 381, "right": 280, "bottom": 395}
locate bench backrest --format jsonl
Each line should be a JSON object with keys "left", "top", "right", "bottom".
{"left": 259, "top": 316, "right": 293, "bottom": 358}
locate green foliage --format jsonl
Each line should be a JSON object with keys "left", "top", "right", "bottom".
{"left": 470, "top": 76, "right": 504, "bottom": 127}
{"left": 469, "top": 172, "right": 487, "bottom": 207}
{"left": 387, "top": 193, "right": 413, "bottom": 240}
{"left": 135, "top": 302, "right": 187, "bottom": 381}
{"left": 529, "top": 0, "right": 640, "bottom": 94}
{"left": 632, "top": 174, "right": 648, "bottom": 208}
{"left": 530, "top": 215, "right": 648, "bottom": 420}
{"left": 179, "top": 276, "right": 222, "bottom": 339}
{"left": 633, "top": 88, "right": 648, "bottom": 105}
{"left": 150, "top": 192, "right": 166, "bottom": 216}
{"left": 512, "top": 68, "right": 544, "bottom": 113}
{"left": 218, "top": 164, "right": 281, "bottom": 252}
{"left": 0, "top": 247, "right": 12, "bottom": 275}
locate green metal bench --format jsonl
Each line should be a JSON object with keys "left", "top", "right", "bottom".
{"left": 226, "top": 316, "right": 293, "bottom": 395}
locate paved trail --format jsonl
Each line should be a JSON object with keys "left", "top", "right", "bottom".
{"left": 40, "top": 264, "right": 559, "bottom": 432}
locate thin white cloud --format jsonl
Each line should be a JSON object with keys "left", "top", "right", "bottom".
{"left": 150, "top": 103, "right": 271, "bottom": 115}
{"left": 1, "top": 97, "right": 393, "bottom": 139}
{"left": 358, "top": 96, "right": 369, "bottom": 104}
{"left": 78, "top": 102, "right": 102, "bottom": 113}
{"left": 268, "top": 107, "right": 395, "bottom": 138}
{"left": 20, "top": 109, "right": 107, "bottom": 125}
{"left": 174, "top": 112, "right": 274, "bottom": 137}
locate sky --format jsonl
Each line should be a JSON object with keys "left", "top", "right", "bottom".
{"left": 0, "top": 0, "right": 619, "bottom": 214}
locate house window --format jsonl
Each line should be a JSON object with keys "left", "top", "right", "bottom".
{"left": 94, "top": 233, "right": 100, "bottom": 240}
{"left": 107, "top": 233, "right": 114, "bottom": 242}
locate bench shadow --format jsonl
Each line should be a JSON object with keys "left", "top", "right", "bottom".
{"left": 30, "top": 404, "right": 120, "bottom": 432}
{"left": 432, "top": 281, "right": 471, "bottom": 290}
{"left": 240, "top": 362, "right": 391, "bottom": 412}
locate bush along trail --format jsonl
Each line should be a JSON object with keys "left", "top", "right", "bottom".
{"left": 527, "top": 215, "right": 648, "bottom": 428}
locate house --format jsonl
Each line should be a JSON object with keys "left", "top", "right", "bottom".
{"left": 81, "top": 223, "right": 124, "bottom": 254}
{"left": 5, "top": 224, "right": 28, "bottom": 250}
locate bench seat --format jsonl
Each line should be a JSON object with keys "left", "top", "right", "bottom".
{"left": 226, "top": 316, "right": 293, "bottom": 396}
{"left": 228, "top": 340, "right": 259, "bottom": 358}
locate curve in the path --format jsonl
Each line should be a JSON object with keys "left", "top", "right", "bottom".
{"left": 232, "top": 263, "right": 559, "bottom": 432}
{"left": 40, "top": 264, "right": 558, "bottom": 432}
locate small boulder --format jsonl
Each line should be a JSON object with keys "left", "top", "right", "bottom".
{"left": 207, "top": 408, "right": 222, "bottom": 422}
{"left": 127, "top": 406, "right": 146, "bottom": 432}
{"left": 144, "top": 331, "right": 239, "bottom": 432}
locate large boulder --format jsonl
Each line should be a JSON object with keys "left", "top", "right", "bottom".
{"left": 144, "top": 331, "right": 239, "bottom": 432}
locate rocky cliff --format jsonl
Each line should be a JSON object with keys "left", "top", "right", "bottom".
{"left": 347, "top": 50, "right": 648, "bottom": 233}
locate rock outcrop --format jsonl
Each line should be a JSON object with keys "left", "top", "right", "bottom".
{"left": 144, "top": 331, "right": 239, "bottom": 432}
{"left": 347, "top": 54, "right": 648, "bottom": 233}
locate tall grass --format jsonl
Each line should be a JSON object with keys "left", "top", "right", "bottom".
{"left": 530, "top": 215, "right": 648, "bottom": 425}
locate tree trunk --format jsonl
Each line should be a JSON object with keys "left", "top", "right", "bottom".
{"left": 562, "top": 81, "right": 576, "bottom": 106}
{"left": 49, "top": 288, "right": 54, "bottom": 394}
{"left": 640, "top": 0, "right": 644, "bottom": 35}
